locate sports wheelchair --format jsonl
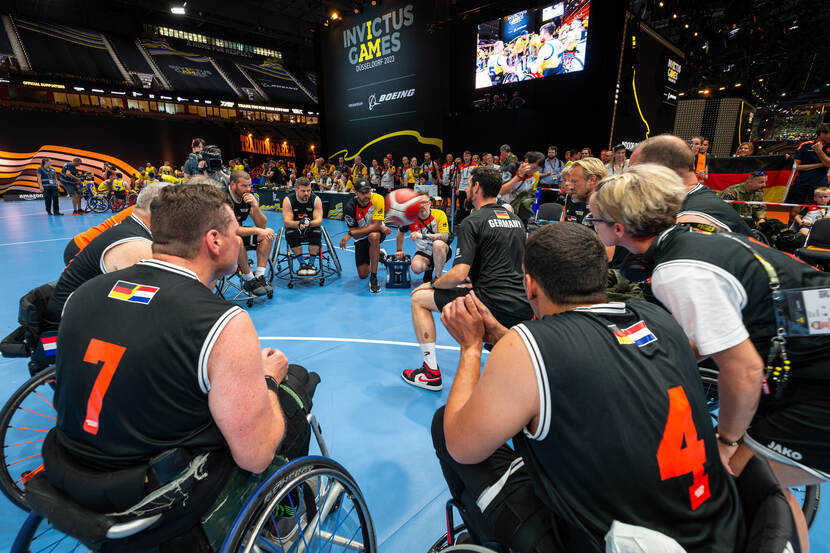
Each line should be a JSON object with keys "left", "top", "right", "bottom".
{"left": 271, "top": 227, "right": 342, "bottom": 288}
{"left": 4, "top": 368, "right": 377, "bottom": 553}
{"left": 83, "top": 185, "right": 133, "bottom": 213}
{"left": 215, "top": 234, "right": 278, "bottom": 307}
{"left": 795, "top": 218, "right": 830, "bottom": 271}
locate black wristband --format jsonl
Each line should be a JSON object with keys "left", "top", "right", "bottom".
{"left": 715, "top": 427, "right": 742, "bottom": 447}
{"left": 264, "top": 375, "right": 280, "bottom": 395}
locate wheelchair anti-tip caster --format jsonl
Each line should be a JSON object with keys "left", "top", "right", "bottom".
{"left": 246, "top": 299, "right": 253, "bottom": 308}
{"left": 267, "top": 291, "right": 273, "bottom": 299}
{"left": 288, "top": 282, "right": 294, "bottom": 289}
{"left": 319, "top": 279, "right": 325, "bottom": 286}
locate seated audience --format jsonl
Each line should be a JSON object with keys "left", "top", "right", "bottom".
{"left": 403, "top": 167, "right": 532, "bottom": 391}
{"left": 226, "top": 170, "right": 275, "bottom": 298}
{"left": 282, "top": 177, "right": 324, "bottom": 275}
{"left": 629, "top": 134, "right": 752, "bottom": 235}
{"left": 605, "top": 144, "right": 629, "bottom": 175}
{"left": 734, "top": 142, "right": 755, "bottom": 157}
{"left": 499, "top": 151, "right": 544, "bottom": 222}
{"left": 591, "top": 163, "right": 830, "bottom": 548}
{"left": 797, "top": 186, "right": 830, "bottom": 236}
{"left": 340, "top": 180, "right": 391, "bottom": 293}
{"left": 433, "top": 222, "right": 744, "bottom": 553}
{"left": 721, "top": 170, "right": 768, "bottom": 229}
{"left": 395, "top": 192, "right": 451, "bottom": 283}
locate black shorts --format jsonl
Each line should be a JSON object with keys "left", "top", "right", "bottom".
{"left": 241, "top": 233, "right": 259, "bottom": 250}
{"left": 434, "top": 287, "right": 528, "bottom": 329}
{"left": 744, "top": 378, "right": 830, "bottom": 479}
{"left": 285, "top": 227, "right": 322, "bottom": 249}
{"left": 353, "top": 237, "right": 375, "bottom": 267}
{"left": 413, "top": 246, "right": 451, "bottom": 268}
{"left": 441, "top": 185, "right": 453, "bottom": 200}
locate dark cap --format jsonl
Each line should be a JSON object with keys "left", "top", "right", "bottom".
{"left": 356, "top": 179, "right": 371, "bottom": 192}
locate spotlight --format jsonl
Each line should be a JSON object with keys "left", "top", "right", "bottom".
{"left": 331, "top": 11, "right": 339, "bottom": 20}
{"left": 719, "top": 86, "right": 726, "bottom": 91}
{"left": 170, "top": 3, "right": 186, "bottom": 15}
{"left": 735, "top": 83, "right": 741, "bottom": 87}
{"left": 672, "top": 13, "right": 678, "bottom": 19}
{"left": 684, "top": 24, "right": 689, "bottom": 29}
{"left": 694, "top": 31, "right": 698, "bottom": 36}
{"left": 658, "top": 1, "right": 663, "bottom": 6}
{"left": 371, "top": 0, "right": 377, "bottom": 4}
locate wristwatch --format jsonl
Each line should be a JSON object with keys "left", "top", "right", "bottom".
{"left": 264, "top": 375, "right": 280, "bottom": 395}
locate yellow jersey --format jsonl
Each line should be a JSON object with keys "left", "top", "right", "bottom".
{"left": 159, "top": 165, "right": 173, "bottom": 176}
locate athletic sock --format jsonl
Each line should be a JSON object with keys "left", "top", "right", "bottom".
{"left": 241, "top": 272, "right": 255, "bottom": 281}
{"left": 254, "top": 266, "right": 266, "bottom": 277}
{"left": 371, "top": 272, "right": 377, "bottom": 279}
{"left": 420, "top": 342, "right": 438, "bottom": 372}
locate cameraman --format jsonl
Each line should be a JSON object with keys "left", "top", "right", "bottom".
{"left": 205, "top": 146, "right": 230, "bottom": 187}
{"left": 183, "top": 138, "right": 207, "bottom": 182}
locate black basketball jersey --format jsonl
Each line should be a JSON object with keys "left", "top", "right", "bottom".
{"left": 453, "top": 203, "right": 532, "bottom": 320}
{"left": 54, "top": 259, "right": 242, "bottom": 470}
{"left": 512, "top": 302, "right": 744, "bottom": 553}
{"left": 564, "top": 194, "right": 588, "bottom": 224}
{"left": 228, "top": 187, "right": 251, "bottom": 225}
{"left": 288, "top": 191, "right": 317, "bottom": 222}
{"left": 47, "top": 215, "right": 151, "bottom": 322}
{"left": 679, "top": 184, "right": 752, "bottom": 235}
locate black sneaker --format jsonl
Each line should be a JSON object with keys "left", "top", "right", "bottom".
{"left": 242, "top": 276, "right": 267, "bottom": 296}
{"left": 369, "top": 274, "right": 380, "bottom": 293}
{"left": 423, "top": 269, "right": 433, "bottom": 283}
{"left": 257, "top": 275, "right": 274, "bottom": 294}
{"left": 305, "top": 262, "right": 317, "bottom": 275}
{"left": 401, "top": 363, "right": 442, "bottom": 391}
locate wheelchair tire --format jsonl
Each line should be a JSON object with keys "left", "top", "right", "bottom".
{"left": 87, "top": 197, "right": 109, "bottom": 213}
{"left": 219, "top": 455, "right": 376, "bottom": 553}
{"left": 698, "top": 366, "right": 821, "bottom": 528}
{"left": 11, "top": 511, "right": 91, "bottom": 553}
{"left": 428, "top": 525, "right": 466, "bottom": 553}
{"left": 0, "top": 367, "right": 57, "bottom": 511}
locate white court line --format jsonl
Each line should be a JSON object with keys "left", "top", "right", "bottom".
{"left": 0, "top": 236, "right": 73, "bottom": 247}
{"left": 0, "top": 211, "right": 56, "bottom": 220}
{"left": 259, "top": 336, "right": 489, "bottom": 353}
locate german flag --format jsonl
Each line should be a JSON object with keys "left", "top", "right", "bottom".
{"left": 704, "top": 155, "right": 793, "bottom": 203}
{"left": 495, "top": 211, "right": 511, "bottom": 219}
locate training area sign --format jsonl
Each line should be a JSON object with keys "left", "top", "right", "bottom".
{"left": 322, "top": 0, "right": 446, "bottom": 162}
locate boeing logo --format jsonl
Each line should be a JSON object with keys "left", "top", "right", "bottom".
{"left": 368, "top": 88, "right": 415, "bottom": 110}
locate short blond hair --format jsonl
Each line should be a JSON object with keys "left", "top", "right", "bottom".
{"left": 592, "top": 163, "right": 685, "bottom": 238}
{"left": 571, "top": 157, "right": 607, "bottom": 182}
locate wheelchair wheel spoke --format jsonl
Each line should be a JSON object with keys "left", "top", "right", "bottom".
{"left": 7, "top": 451, "right": 41, "bottom": 466}
{"left": 9, "top": 425, "right": 51, "bottom": 433}
{"left": 288, "top": 487, "right": 311, "bottom": 552}
{"left": 324, "top": 505, "right": 356, "bottom": 552}
{"left": 18, "top": 406, "right": 57, "bottom": 420}
{"left": 6, "top": 437, "right": 45, "bottom": 448}
{"left": 33, "top": 389, "right": 55, "bottom": 409}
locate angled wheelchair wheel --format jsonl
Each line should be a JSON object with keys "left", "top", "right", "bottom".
{"left": 698, "top": 366, "right": 820, "bottom": 528}
{"left": 86, "top": 197, "right": 109, "bottom": 213}
{"left": 220, "top": 456, "right": 376, "bottom": 553}
{"left": 11, "top": 512, "right": 91, "bottom": 553}
{"left": 428, "top": 525, "right": 466, "bottom": 553}
{"left": 0, "top": 367, "right": 57, "bottom": 511}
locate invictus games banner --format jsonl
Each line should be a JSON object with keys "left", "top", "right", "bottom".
{"left": 322, "top": 0, "right": 447, "bottom": 163}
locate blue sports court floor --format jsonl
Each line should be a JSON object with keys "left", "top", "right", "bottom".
{"left": 0, "top": 197, "right": 826, "bottom": 552}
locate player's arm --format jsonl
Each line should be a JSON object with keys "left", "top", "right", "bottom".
{"left": 248, "top": 198, "right": 268, "bottom": 229}
{"left": 311, "top": 196, "right": 324, "bottom": 227}
{"left": 443, "top": 323, "right": 539, "bottom": 464}
{"left": 282, "top": 196, "right": 299, "bottom": 228}
{"left": 102, "top": 240, "right": 153, "bottom": 273}
{"left": 812, "top": 143, "right": 830, "bottom": 167}
{"left": 208, "top": 312, "right": 286, "bottom": 473}
{"left": 427, "top": 210, "right": 451, "bottom": 242}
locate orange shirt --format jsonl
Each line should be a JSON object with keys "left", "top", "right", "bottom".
{"left": 72, "top": 206, "right": 136, "bottom": 250}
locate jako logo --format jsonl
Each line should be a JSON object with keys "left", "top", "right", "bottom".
{"left": 767, "top": 441, "right": 803, "bottom": 461}
{"left": 368, "top": 88, "right": 415, "bottom": 110}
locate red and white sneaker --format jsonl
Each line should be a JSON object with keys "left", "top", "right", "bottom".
{"left": 402, "top": 363, "right": 442, "bottom": 391}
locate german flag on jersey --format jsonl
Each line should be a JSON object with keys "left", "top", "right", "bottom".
{"left": 495, "top": 211, "right": 511, "bottom": 220}
{"left": 108, "top": 281, "right": 160, "bottom": 305}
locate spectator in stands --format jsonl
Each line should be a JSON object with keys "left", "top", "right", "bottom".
{"left": 690, "top": 136, "right": 708, "bottom": 182}
{"left": 336, "top": 156, "right": 350, "bottom": 179}
{"left": 408, "top": 156, "right": 420, "bottom": 187}
{"left": 785, "top": 124, "right": 830, "bottom": 216}
{"left": 498, "top": 144, "right": 518, "bottom": 174}
{"left": 630, "top": 134, "right": 751, "bottom": 235}
{"left": 38, "top": 158, "right": 62, "bottom": 216}
{"left": 432, "top": 222, "right": 744, "bottom": 553}
{"left": 538, "top": 146, "right": 563, "bottom": 194}
{"left": 264, "top": 161, "right": 277, "bottom": 187}
{"left": 287, "top": 170, "right": 297, "bottom": 188}
{"left": 421, "top": 152, "right": 440, "bottom": 184}
{"left": 159, "top": 161, "right": 174, "bottom": 177}
{"left": 380, "top": 158, "right": 396, "bottom": 193}
{"left": 580, "top": 147, "right": 593, "bottom": 159}
{"left": 369, "top": 159, "right": 381, "bottom": 188}
{"left": 566, "top": 148, "right": 581, "bottom": 165}
{"left": 507, "top": 91, "right": 526, "bottom": 109}
{"left": 482, "top": 152, "right": 499, "bottom": 170}
{"left": 606, "top": 144, "right": 629, "bottom": 175}
{"left": 734, "top": 142, "right": 755, "bottom": 157}
{"left": 183, "top": 138, "right": 207, "bottom": 181}
{"left": 60, "top": 157, "right": 84, "bottom": 215}
{"left": 275, "top": 160, "right": 288, "bottom": 186}
{"left": 243, "top": 158, "right": 251, "bottom": 173}
{"left": 311, "top": 157, "right": 325, "bottom": 180}
{"left": 144, "top": 162, "right": 156, "bottom": 180}
{"left": 352, "top": 155, "right": 368, "bottom": 181}
{"left": 591, "top": 164, "right": 830, "bottom": 549}
{"left": 701, "top": 137, "right": 711, "bottom": 155}
{"left": 500, "top": 151, "right": 544, "bottom": 222}
{"left": 721, "top": 170, "right": 768, "bottom": 228}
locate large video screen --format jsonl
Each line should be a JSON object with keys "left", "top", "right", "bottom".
{"left": 475, "top": 1, "right": 590, "bottom": 89}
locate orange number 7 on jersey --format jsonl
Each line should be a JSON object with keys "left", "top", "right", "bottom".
{"left": 656, "top": 386, "right": 711, "bottom": 510}
{"left": 82, "top": 339, "right": 126, "bottom": 435}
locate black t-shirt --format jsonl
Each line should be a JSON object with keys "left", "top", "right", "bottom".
{"left": 564, "top": 194, "right": 588, "bottom": 224}
{"left": 453, "top": 203, "right": 532, "bottom": 319}
{"left": 680, "top": 184, "right": 752, "bottom": 235}
{"left": 228, "top": 187, "right": 251, "bottom": 225}
{"left": 54, "top": 259, "right": 241, "bottom": 470}
{"left": 794, "top": 140, "right": 830, "bottom": 189}
{"left": 46, "top": 215, "right": 152, "bottom": 323}
{"left": 513, "top": 301, "right": 745, "bottom": 553}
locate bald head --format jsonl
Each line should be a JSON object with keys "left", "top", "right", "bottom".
{"left": 630, "top": 135, "right": 695, "bottom": 180}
